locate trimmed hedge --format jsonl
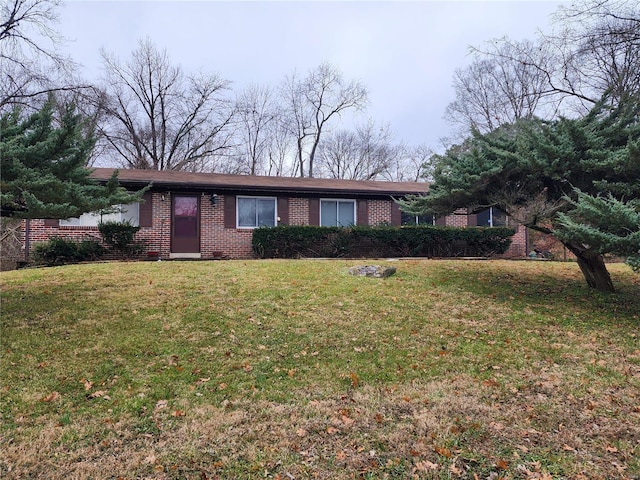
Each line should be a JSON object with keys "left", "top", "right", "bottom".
{"left": 32, "top": 237, "right": 105, "bottom": 266}
{"left": 252, "top": 225, "right": 515, "bottom": 259}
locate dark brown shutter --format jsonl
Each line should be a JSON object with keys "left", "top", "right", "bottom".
{"left": 44, "top": 219, "right": 59, "bottom": 227}
{"left": 308, "top": 198, "right": 319, "bottom": 226}
{"left": 357, "top": 199, "right": 368, "bottom": 226}
{"left": 277, "top": 197, "right": 289, "bottom": 225}
{"left": 436, "top": 216, "right": 446, "bottom": 226}
{"left": 139, "top": 192, "right": 153, "bottom": 227}
{"left": 390, "top": 202, "right": 401, "bottom": 226}
{"left": 467, "top": 212, "right": 478, "bottom": 226}
{"left": 224, "top": 195, "right": 236, "bottom": 229}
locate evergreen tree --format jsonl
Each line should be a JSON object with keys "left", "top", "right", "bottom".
{"left": 1, "top": 98, "right": 141, "bottom": 219}
{"left": 556, "top": 192, "right": 640, "bottom": 272}
{"left": 399, "top": 97, "right": 640, "bottom": 292}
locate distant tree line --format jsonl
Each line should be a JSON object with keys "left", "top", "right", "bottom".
{"left": 0, "top": 1, "right": 429, "bottom": 180}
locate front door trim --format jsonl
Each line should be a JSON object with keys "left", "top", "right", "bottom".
{"left": 171, "top": 194, "right": 201, "bottom": 254}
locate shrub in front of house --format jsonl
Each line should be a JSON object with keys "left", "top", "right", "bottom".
{"left": 32, "top": 237, "right": 105, "bottom": 266}
{"left": 98, "top": 221, "right": 145, "bottom": 258}
{"left": 252, "top": 225, "right": 515, "bottom": 259}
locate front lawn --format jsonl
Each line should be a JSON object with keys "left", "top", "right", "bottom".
{"left": 1, "top": 260, "right": 638, "bottom": 479}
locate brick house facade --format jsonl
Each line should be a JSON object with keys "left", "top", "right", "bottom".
{"left": 21, "top": 168, "right": 528, "bottom": 260}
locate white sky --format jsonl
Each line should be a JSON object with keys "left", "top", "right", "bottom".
{"left": 58, "top": 0, "right": 564, "bottom": 151}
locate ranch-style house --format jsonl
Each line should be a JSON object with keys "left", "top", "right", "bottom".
{"left": 21, "top": 168, "right": 528, "bottom": 260}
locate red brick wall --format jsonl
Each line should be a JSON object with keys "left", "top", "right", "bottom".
{"left": 368, "top": 199, "right": 392, "bottom": 226}
{"left": 288, "top": 198, "right": 309, "bottom": 226}
{"left": 22, "top": 193, "right": 529, "bottom": 260}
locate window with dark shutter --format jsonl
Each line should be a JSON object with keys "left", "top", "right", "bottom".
{"left": 277, "top": 197, "right": 289, "bottom": 225}
{"left": 390, "top": 202, "right": 401, "bottom": 226}
{"left": 139, "top": 192, "right": 153, "bottom": 227}
{"left": 308, "top": 198, "right": 319, "bottom": 226}
{"left": 44, "top": 219, "right": 59, "bottom": 227}
{"left": 224, "top": 195, "right": 236, "bottom": 229}
{"left": 357, "top": 200, "right": 368, "bottom": 226}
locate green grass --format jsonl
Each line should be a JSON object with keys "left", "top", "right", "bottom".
{"left": 1, "top": 259, "right": 639, "bottom": 479}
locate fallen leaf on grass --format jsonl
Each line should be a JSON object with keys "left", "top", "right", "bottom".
{"left": 606, "top": 445, "right": 619, "bottom": 453}
{"left": 171, "top": 410, "right": 186, "bottom": 417}
{"left": 88, "top": 390, "right": 110, "bottom": 400}
{"left": 326, "top": 426, "right": 339, "bottom": 435}
{"left": 414, "top": 460, "right": 438, "bottom": 472}
{"left": 496, "top": 459, "right": 509, "bottom": 470}
{"left": 434, "top": 446, "right": 451, "bottom": 458}
{"left": 296, "top": 428, "right": 307, "bottom": 437}
{"left": 341, "top": 415, "right": 355, "bottom": 426}
{"left": 41, "top": 391, "right": 60, "bottom": 402}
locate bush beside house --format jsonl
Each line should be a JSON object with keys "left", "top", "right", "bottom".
{"left": 252, "top": 225, "right": 515, "bottom": 259}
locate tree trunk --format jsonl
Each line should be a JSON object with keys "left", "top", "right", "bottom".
{"left": 564, "top": 242, "right": 615, "bottom": 293}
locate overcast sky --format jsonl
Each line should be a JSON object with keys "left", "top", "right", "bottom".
{"left": 58, "top": 0, "right": 564, "bottom": 151}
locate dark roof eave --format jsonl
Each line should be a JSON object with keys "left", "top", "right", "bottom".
{"left": 130, "top": 181, "right": 419, "bottom": 197}
{"left": 92, "top": 168, "right": 428, "bottom": 197}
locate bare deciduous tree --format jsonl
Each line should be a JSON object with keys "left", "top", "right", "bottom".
{"left": 444, "top": 39, "right": 557, "bottom": 135}
{"left": 446, "top": 0, "right": 639, "bottom": 135}
{"left": 233, "top": 84, "right": 278, "bottom": 175}
{"left": 380, "top": 143, "right": 433, "bottom": 183}
{"left": 0, "top": 0, "right": 79, "bottom": 110}
{"left": 97, "top": 38, "right": 235, "bottom": 171}
{"left": 317, "top": 120, "right": 398, "bottom": 181}
{"left": 281, "top": 62, "right": 368, "bottom": 178}
{"left": 555, "top": 0, "right": 640, "bottom": 103}
{"left": 264, "top": 116, "right": 295, "bottom": 177}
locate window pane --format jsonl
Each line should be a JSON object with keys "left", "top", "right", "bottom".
{"left": 418, "top": 214, "right": 435, "bottom": 225}
{"left": 238, "top": 198, "right": 257, "bottom": 227}
{"left": 257, "top": 199, "right": 275, "bottom": 227}
{"left": 121, "top": 203, "right": 140, "bottom": 226}
{"left": 338, "top": 201, "right": 354, "bottom": 226}
{"left": 61, "top": 204, "right": 137, "bottom": 227}
{"left": 492, "top": 208, "right": 507, "bottom": 226}
{"left": 401, "top": 212, "right": 417, "bottom": 226}
{"left": 60, "top": 217, "right": 81, "bottom": 226}
{"left": 175, "top": 197, "right": 198, "bottom": 217}
{"left": 321, "top": 201, "right": 337, "bottom": 227}
{"left": 476, "top": 209, "right": 491, "bottom": 227}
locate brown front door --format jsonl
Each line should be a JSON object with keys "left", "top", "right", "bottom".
{"left": 171, "top": 195, "right": 200, "bottom": 253}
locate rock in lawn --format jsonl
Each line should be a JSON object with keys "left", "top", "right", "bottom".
{"left": 348, "top": 265, "right": 397, "bottom": 278}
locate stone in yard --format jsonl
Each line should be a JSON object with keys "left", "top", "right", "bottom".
{"left": 348, "top": 265, "right": 397, "bottom": 278}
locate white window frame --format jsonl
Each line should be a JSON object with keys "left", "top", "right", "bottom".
{"left": 60, "top": 203, "right": 140, "bottom": 227}
{"left": 320, "top": 199, "right": 356, "bottom": 227}
{"left": 401, "top": 212, "right": 436, "bottom": 226}
{"left": 236, "top": 196, "right": 277, "bottom": 229}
